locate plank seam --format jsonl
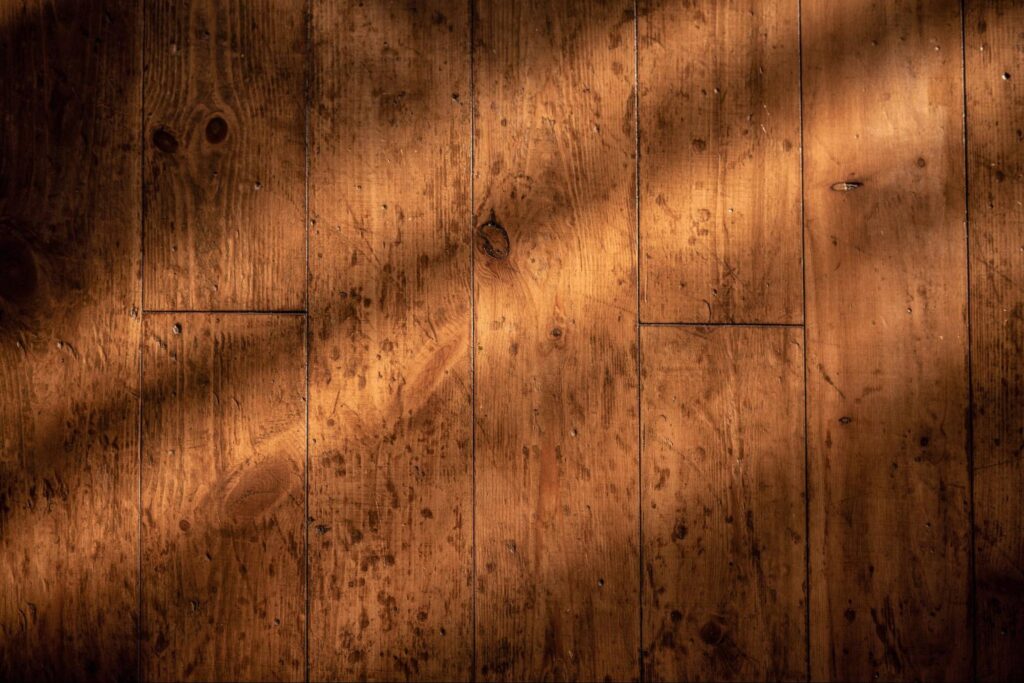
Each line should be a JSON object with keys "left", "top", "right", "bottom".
{"left": 640, "top": 321, "right": 804, "bottom": 328}
{"left": 303, "top": 0, "right": 312, "bottom": 680}
{"left": 797, "top": 0, "right": 811, "bottom": 679}
{"left": 138, "top": 1, "right": 147, "bottom": 679}
{"left": 469, "top": 0, "right": 478, "bottom": 679}
{"left": 142, "top": 309, "right": 307, "bottom": 315}
{"left": 633, "top": 1, "right": 644, "bottom": 679}
{"left": 959, "top": 1, "right": 978, "bottom": 679}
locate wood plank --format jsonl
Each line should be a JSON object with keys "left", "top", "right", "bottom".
{"left": 473, "top": 1, "right": 639, "bottom": 679}
{"left": 641, "top": 326, "right": 805, "bottom": 681}
{"left": 802, "top": 1, "right": 971, "bottom": 680}
{"left": 308, "top": 2, "right": 472, "bottom": 680}
{"left": 143, "top": 0, "right": 306, "bottom": 310}
{"left": 141, "top": 314, "right": 305, "bottom": 681}
{"left": 965, "top": 2, "right": 1024, "bottom": 679}
{"left": 639, "top": 0, "right": 802, "bottom": 324}
{"left": 0, "top": 2, "right": 141, "bottom": 680}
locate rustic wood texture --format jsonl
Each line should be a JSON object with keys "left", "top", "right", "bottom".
{"left": 143, "top": 0, "right": 306, "bottom": 311}
{"left": 0, "top": 2, "right": 141, "bottom": 680}
{"left": 7, "top": 0, "right": 1024, "bottom": 680}
{"left": 966, "top": 2, "right": 1024, "bottom": 680}
{"left": 639, "top": 0, "right": 802, "bottom": 325}
{"left": 473, "top": 1, "right": 639, "bottom": 680}
{"left": 641, "top": 326, "right": 805, "bottom": 682}
{"left": 803, "top": 1, "right": 971, "bottom": 680}
{"left": 141, "top": 314, "right": 305, "bottom": 682}
{"left": 308, "top": 2, "right": 473, "bottom": 680}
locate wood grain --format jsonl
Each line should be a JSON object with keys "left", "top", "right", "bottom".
{"left": 308, "top": 2, "right": 472, "bottom": 680}
{"left": 803, "top": 1, "right": 971, "bottom": 680}
{"left": 639, "top": 0, "right": 802, "bottom": 324}
{"left": 641, "top": 326, "right": 805, "bottom": 681}
{"left": 141, "top": 314, "right": 305, "bottom": 682}
{"left": 143, "top": 0, "right": 306, "bottom": 310}
{"left": 0, "top": 2, "right": 141, "bottom": 679}
{"left": 965, "top": 2, "right": 1024, "bottom": 679}
{"left": 473, "top": 1, "right": 639, "bottom": 679}
{"left": 4, "top": 1, "right": 1022, "bottom": 679}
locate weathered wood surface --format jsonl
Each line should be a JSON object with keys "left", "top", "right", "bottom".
{"left": 0, "top": 2, "right": 141, "bottom": 679}
{"left": 966, "top": 1, "right": 1024, "bottom": 680}
{"left": 308, "top": 1, "right": 473, "bottom": 680}
{"left": 141, "top": 314, "right": 306, "bottom": 682}
{"left": 639, "top": 0, "right": 802, "bottom": 325}
{"left": 641, "top": 325, "right": 806, "bottom": 682}
{"left": 473, "top": 1, "right": 640, "bottom": 679}
{"left": 803, "top": 1, "right": 971, "bottom": 680}
{"left": 144, "top": 0, "right": 306, "bottom": 311}
{"left": 3, "top": 0, "right": 1023, "bottom": 680}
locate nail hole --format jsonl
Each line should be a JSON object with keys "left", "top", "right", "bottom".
{"left": 831, "top": 181, "right": 863, "bottom": 192}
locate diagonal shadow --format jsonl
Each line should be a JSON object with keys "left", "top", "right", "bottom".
{"left": 0, "top": 0, "right": 1002, "bottom": 681}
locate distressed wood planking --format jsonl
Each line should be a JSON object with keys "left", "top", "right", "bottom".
{"left": 803, "top": 1, "right": 971, "bottom": 680}
{"left": 641, "top": 326, "right": 806, "bottom": 681}
{"left": 0, "top": 2, "right": 141, "bottom": 680}
{"left": 143, "top": 0, "right": 306, "bottom": 310}
{"left": 473, "top": 1, "right": 639, "bottom": 679}
{"left": 0, "top": 0, "right": 1017, "bottom": 679}
{"left": 965, "top": 2, "right": 1024, "bottom": 680}
{"left": 639, "top": 0, "right": 802, "bottom": 324}
{"left": 141, "top": 314, "right": 305, "bottom": 681}
{"left": 308, "top": 1, "right": 472, "bottom": 679}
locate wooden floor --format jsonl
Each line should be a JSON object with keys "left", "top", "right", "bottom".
{"left": 0, "top": 1, "right": 1021, "bottom": 681}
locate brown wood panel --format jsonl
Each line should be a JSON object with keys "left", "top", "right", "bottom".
{"left": 473, "top": 1, "right": 639, "bottom": 680}
{"left": 0, "top": 2, "right": 141, "bottom": 680}
{"left": 639, "top": 0, "right": 802, "bottom": 324}
{"left": 141, "top": 314, "right": 305, "bottom": 681}
{"left": 308, "top": 2, "right": 472, "bottom": 680}
{"left": 966, "top": 2, "right": 1024, "bottom": 679}
{"left": 143, "top": 0, "right": 306, "bottom": 310}
{"left": 803, "top": 1, "right": 971, "bottom": 680}
{"left": 641, "top": 326, "right": 805, "bottom": 681}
